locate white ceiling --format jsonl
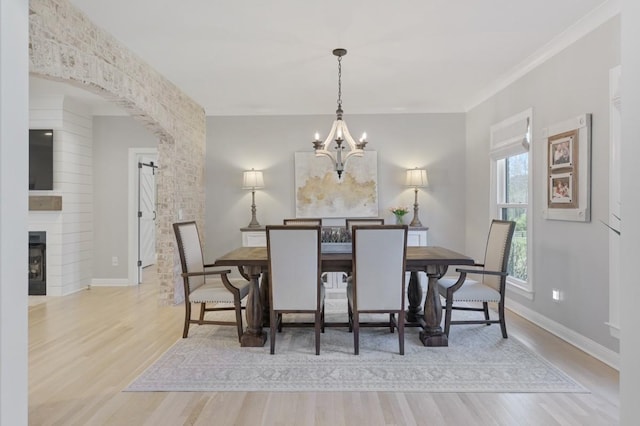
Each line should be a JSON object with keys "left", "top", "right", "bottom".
{"left": 34, "top": 0, "right": 615, "bottom": 116}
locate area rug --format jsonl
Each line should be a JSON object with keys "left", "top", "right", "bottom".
{"left": 125, "top": 300, "right": 587, "bottom": 393}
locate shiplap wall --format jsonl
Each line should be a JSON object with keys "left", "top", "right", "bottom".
{"left": 29, "top": 96, "right": 93, "bottom": 296}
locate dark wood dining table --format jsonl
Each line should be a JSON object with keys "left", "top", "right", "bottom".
{"left": 213, "top": 246, "right": 474, "bottom": 347}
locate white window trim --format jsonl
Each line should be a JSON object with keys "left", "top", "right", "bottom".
{"left": 489, "top": 108, "right": 534, "bottom": 299}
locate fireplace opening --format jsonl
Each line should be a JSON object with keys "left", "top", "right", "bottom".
{"left": 29, "top": 231, "right": 46, "bottom": 295}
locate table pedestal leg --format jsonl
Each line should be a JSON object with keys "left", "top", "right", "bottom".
{"left": 419, "top": 266, "right": 448, "bottom": 347}
{"left": 240, "top": 266, "right": 267, "bottom": 347}
{"left": 406, "top": 271, "right": 423, "bottom": 323}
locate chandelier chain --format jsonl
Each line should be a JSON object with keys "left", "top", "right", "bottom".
{"left": 337, "top": 55, "right": 342, "bottom": 110}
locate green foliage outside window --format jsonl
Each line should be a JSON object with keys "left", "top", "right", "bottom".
{"left": 502, "top": 208, "right": 527, "bottom": 281}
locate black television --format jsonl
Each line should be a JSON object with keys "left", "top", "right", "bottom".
{"left": 29, "top": 129, "right": 54, "bottom": 190}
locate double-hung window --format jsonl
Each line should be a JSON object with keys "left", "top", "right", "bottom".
{"left": 490, "top": 109, "right": 533, "bottom": 299}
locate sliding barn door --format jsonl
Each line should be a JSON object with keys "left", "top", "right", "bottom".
{"left": 138, "top": 156, "right": 157, "bottom": 269}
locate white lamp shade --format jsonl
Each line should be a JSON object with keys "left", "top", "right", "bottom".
{"left": 242, "top": 169, "right": 264, "bottom": 189}
{"left": 405, "top": 168, "right": 428, "bottom": 187}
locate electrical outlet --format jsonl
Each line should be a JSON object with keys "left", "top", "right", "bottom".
{"left": 552, "top": 289, "right": 562, "bottom": 302}
{"left": 112, "top": 256, "right": 119, "bottom": 266}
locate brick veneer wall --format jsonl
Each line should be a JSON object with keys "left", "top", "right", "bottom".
{"left": 29, "top": 0, "right": 206, "bottom": 304}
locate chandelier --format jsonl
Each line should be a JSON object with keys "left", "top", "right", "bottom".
{"left": 312, "top": 48, "right": 368, "bottom": 179}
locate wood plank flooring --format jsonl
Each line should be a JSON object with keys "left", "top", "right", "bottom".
{"left": 28, "top": 274, "right": 619, "bottom": 425}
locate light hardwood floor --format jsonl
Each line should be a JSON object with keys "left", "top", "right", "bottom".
{"left": 29, "top": 273, "right": 619, "bottom": 425}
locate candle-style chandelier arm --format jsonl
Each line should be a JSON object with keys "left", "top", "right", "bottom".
{"left": 314, "top": 120, "right": 340, "bottom": 153}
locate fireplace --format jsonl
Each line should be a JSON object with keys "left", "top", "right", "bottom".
{"left": 29, "top": 231, "right": 46, "bottom": 295}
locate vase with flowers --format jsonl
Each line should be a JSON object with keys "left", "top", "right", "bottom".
{"left": 390, "top": 206, "right": 409, "bottom": 225}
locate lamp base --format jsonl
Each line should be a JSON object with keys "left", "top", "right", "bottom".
{"left": 410, "top": 187, "right": 423, "bottom": 227}
{"left": 246, "top": 190, "right": 261, "bottom": 228}
{"left": 409, "top": 216, "right": 423, "bottom": 227}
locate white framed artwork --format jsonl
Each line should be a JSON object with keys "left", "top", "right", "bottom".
{"left": 294, "top": 151, "right": 378, "bottom": 218}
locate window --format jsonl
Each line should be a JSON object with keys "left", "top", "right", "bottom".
{"left": 490, "top": 109, "right": 533, "bottom": 298}
{"left": 497, "top": 153, "right": 528, "bottom": 282}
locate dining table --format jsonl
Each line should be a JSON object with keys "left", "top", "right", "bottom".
{"left": 213, "top": 246, "right": 474, "bottom": 347}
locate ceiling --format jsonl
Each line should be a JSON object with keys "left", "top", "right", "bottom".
{"left": 33, "top": 0, "right": 613, "bottom": 116}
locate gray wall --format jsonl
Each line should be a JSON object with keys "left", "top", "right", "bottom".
{"left": 93, "top": 116, "right": 158, "bottom": 279}
{"left": 204, "top": 113, "right": 467, "bottom": 260}
{"left": 466, "top": 17, "right": 620, "bottom": 352}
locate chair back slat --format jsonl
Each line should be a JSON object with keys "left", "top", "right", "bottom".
{"left": 173, "top": 222, "right": 205, "bottom": 293}
{"left": 267, "top": 226, "right": 321, "bottom": 311}
{"left": 283, "top": 218, "right": 323, "bottom": 226}
{"left": 352, "top": 225, "right": 407, "bottom": 311}
{"left": 482, "top": 220, "right": 516, "bottom": 290}
{"left": 345, "top": 218, "right": 384, "bottom": 234}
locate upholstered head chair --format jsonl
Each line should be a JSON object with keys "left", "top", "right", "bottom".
{"left": 173, "top": 221, "right": 250, "bottom": 341}
{"left": 348, "top": 225, "right": 408, "bottom": 355}
{"left": 437, "top": 219, "right": 516, "bottom": 338}
{"left": 267, "top": 225, "right": 325, "bottom": 355}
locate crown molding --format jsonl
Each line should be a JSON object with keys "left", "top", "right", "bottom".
{"left": 465, "top": 0, "right": 621, "bottom": 112}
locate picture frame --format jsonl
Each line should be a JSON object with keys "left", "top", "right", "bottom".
{"left": 549, "top": 134, "right": 575, "bottom": 169}
{"left": 549, "top": 172, "right": 575, "bottom": 207}
{"left": 543, "top": 114, "right": 591, "bottom": 222}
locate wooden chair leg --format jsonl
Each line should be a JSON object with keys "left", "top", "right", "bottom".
{"left": 499, "top": 301, "right": 508, "bottom": 338}
{"left": 398, "top": 311, "right": 405, "bottom": 355}
{"left": 198, "top": 302, "right": 206, "bottom": 324}
{"left": 389, "top": 313, "right": 395, "bottom": 333}
{"left": 444, "top": 295, "right": 453, "bottom": 337}
{"left": 270, "top": 309, "right": 277, "bottom": 354}
{"left": 321, "top": 304, "right": 325, "bottom": 333}
{"left": 234, "top": 299, "right": 244, "bottom": 343}
{"left": 277, "top": 313, "right": 283, "bottom": 332}
{"left": 183, "top": 302, "right": 191, "bottom": 338}
{"left": 315, "top": 311, "right": 321, "bottom": 355}
{"left": 483, "top": 302, "right": 490, "bottom": 323}
{"left": 348, "top": 302, "right": 353, "bottom": 332}
{"left": 353, "top": 312, "right": 360, "bottom": 355}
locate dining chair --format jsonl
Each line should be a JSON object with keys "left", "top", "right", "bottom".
{"left": 437, "top": 219, "right": 516, "bottom": 338}
{"left": 345, "top": 218, "right": 384, "bottom": 234}
{"left": 283, "top": 218, "right": 323, "bottom": 226}
{"left": 343, "top": 219, "right": 385, "bottom": 278}
{"left": 173, "top": 221, "right": 250, "bottom": 342}
{"left": 348, "top": 225, "right": 408, "bottom": 355}
{"left": 267, "top": 225, "right": 325, "bottom": 355}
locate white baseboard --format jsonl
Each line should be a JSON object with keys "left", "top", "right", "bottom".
{"left": 91, "top": 278, "right": 132, "bottom": 287}
{"left": 507, "top": 297, "right": 620, "bottom": 370}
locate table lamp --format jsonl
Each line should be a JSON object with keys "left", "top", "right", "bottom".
{"left": 405, "top": 168, "right": 428, "bottom": 227}
{"left": 242, "top": 169, "right": 264, "bottom": 228}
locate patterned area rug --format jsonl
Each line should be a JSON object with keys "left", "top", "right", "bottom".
{"left": 126, "top": 300, "right": 587, "bottom": 393}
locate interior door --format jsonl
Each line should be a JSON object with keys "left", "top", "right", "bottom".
{"left": 138, "top": 156, "right": 157, "bottom": 269}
